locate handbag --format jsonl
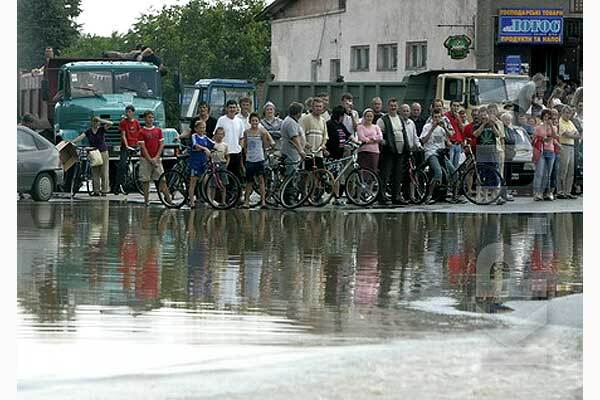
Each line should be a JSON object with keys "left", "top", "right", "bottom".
{"left": 88, "top": 149, "right": 104, "bottom": 167}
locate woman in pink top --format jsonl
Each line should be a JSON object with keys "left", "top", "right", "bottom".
{"left": 357, "top": 108, "right": 383, "bottom": 172}
{"left": 533, "top": 109, "right": 560, "bottom": 201}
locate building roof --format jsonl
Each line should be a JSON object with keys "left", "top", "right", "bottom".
{"left": 257, "top": 0, "right": 296, "bottom": 20}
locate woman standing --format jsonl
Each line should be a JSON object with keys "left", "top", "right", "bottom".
{"left": 532, "top": 109, "right": 560, "bottom": 201}
{"left": 356, "top": 108, "right": 383, "bottom": 172}
{"left": 72, "top": 116, "right": 112, "bottom": 196}
{"left": 260, "top": 101, "right": 283, "bottom": 149}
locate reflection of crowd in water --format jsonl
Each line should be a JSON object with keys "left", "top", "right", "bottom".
{"left": 18, "top": 203, "right": 582, "bottom": 324}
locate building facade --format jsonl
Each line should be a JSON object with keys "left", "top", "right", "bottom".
{"left": 260, "top": 0, "right": 478, "bottom": 82}
{"left": 476, "top": 0, "right": 583, "bottom": 85}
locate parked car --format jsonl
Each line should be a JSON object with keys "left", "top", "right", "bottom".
{"left": 505, "top": 126, "right": 535, "bottom": 192}
{"left": 17, "top": 126, "right": 64, "bottom": 201}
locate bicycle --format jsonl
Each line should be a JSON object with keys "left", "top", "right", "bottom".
{"left": 278, "top": 158, "right": 314, "bottom": 209}
{"left": 321, "top": 142, "right": 381, "bottom": 207}
{"left": 118, "top": 146, "right": 144, "bottom": 195}
{"left": 70, "top": 146, "right": 95, "bottom": 197}
{"left": 157, "top": 146, "right": 242, "bottom": 209}
{"left": 304, "top": 148, "right": 335, "bottom": 207}
{"left": 419, "top": 145, "right": 504, "bottom": 205}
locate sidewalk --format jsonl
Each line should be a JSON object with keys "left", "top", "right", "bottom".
{"left": 49, "top": 192, "right": 583, "bottom": 214}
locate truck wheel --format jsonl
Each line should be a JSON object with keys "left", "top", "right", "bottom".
{"left": 31, "top": 172, "right": 54, "bottom": 201}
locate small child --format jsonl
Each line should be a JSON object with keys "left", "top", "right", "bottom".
{"left": 207, "top": 127, "right": 229, "bottom": 207}
{"left": 188, "top": 120, "right": 213, "bottom": 208}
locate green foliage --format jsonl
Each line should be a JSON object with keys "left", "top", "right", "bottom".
{"left": 61, "top": 33, "right": 129, "bottom": 58}
{"left": 17, "top": 0, "right": 82, "bottom": 69}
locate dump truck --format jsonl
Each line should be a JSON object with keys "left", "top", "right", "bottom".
{"left": 261, "top": 70, "right": 531, "bottom": 117}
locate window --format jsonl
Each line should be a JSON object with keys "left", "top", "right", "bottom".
{"left": 330, "top": 59, "right": 341, "bottom": 82}
{"left": 311, "top": 59, "right": 319, "bottom": 82}
{"left": 350, "top": 45, "right": 370, "bottom": 72}
{"left": 18, "top": 132, "right": 38, "bottom": 152}
{"left": 377, "top": 44, "right": 398, "bottom": 71}
{"left": 571, "top": 0, "right": 583, "bottom": 13}
{"left": 406, "top": 41, "right": 427, "bottom": 70}
{"left": 444, "top": 78, "right": 463, "bottom": 102}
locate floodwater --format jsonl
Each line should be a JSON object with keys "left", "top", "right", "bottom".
{"left": 17, "top": 202, "right": 583, "bottom": 399}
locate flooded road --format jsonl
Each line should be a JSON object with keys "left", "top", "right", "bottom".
{"left": 17, "top": 201, "right": 583, "bottom": 399}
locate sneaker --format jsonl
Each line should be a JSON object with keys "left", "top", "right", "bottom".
{"left": 533, "top": 194, "right": 543, "bottom": 201}
{"left": 567, "top": 194, "right": 578, "bottom": 200}
{"left": 332, "top": 198, "right": 346, "bottom": 206}
{"left": 547, "top": 193, "right": 554, "bottom": 201}
{"left": 210, "top": 199, "right": 220, "bottom": 208}
{"left": 496, "top": 198, "right": 506, "bottom": 205}
{"left": 504, "top": 194, "right": 515, "bottom": 202}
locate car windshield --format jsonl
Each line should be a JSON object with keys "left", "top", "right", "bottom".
{"left": 476, "top": 78, "right": 508, "bottom": 104}
{"left": 69, "top": 70, "right": 160, "bottom": 99}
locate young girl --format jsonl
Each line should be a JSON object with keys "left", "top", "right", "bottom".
{"left": 241, "top": 113, "right": 274, "bottom": 208}
{"left": 188, "top": 120, "right": 213, "bottom": 208}
{"left": 207, "top": 127, "right": 230, "bottom": 207}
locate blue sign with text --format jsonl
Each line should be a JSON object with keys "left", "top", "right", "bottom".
{"left": 498, "top": 8, "right": 563, "bottom": 45}
{"left": 505, "top": 55, "right": 522, "bottom": 74}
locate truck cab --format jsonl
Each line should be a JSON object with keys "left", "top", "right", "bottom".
{"left": 51, "top": 61, "right": 178, "bottom": 161}
{"left": 178, "top": 79, "right": 256, "bottom": 134}
{"left": 436, "top": 73, "right": 530, "bottom": 115}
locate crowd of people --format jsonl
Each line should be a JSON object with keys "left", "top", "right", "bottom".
{"left": 61, "top": 72, "right": 582, "bottom": 208}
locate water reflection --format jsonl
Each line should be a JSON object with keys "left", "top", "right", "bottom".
{"left": 17, "top": 202, "right": 583, "bottom": 339}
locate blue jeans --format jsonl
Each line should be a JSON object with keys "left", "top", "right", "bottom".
{"left": 427, "top": 155, "right": 456, "bottom": 184}
{"left": 550, "top": 152, "right": 560, "bottom": 191}
{"left": 533, "top": 151, "right": 556, "bottom": 193}
{"left": 449, "top": 144, "right": 463, "bottom": 169}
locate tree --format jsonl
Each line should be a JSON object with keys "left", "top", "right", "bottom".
{"left": 61, "top": 33, "right": 129, "bottom": 58}
{"left": 17, "top": 0, "right": 82, "bottom": 70}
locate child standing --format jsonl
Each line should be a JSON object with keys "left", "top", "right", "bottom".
{"left": 207, "top": 127, "right": 230, "bottom": 207}
{"left": 188, "top": 120, "right": 214, "bottom": 208}
{"left": 241, "top": 113, "right": 274, "bottom": 208}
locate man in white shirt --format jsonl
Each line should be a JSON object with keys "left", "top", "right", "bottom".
{"left": 341, "top": 92, "right": 360, "bottom": 138}
{"left": 420, "top": 109, "right": 454, "bottom": 203}
{"left": 214, "top": 99, "right": 246, "bottom": 180}
{"left": 235, "top": 96, "right": 252, "bottom": 129}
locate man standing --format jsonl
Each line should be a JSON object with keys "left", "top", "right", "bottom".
{"left": 517, "top": 73, "right": 547, "bottom": 116}
{"left": 445, "top": 101, "right": 465, "bottom": 168}
{"left": 316, "top": 93, "right": 331, "bottom": 121}
{"left": 557, "top": 106, "right": 581, "bottom": 199}
{"left": 377, "top": 99, "right": 418, "bottom": 205}
{"left": 341, "top": 93, "right": 360, "bottom": 138}
{"left": 137, "top": 111, "right": 172, "bottom": 206}
{"left": 280, "top": 102, "right": 307, "bottom": 176}
{"left": 115, "top": 105, "right": 141, "bottom": 194}
{"left": 371, "top": 97, "right": 384, "bottom": 124}
{"left": 487, "top": 103, "right": 509, "bottom": 203}
{"left": 299, "top": 97, "right": 328, "bottom": 169}
{"left": 236, "top": 97, "right": 253, "bottom": 129}
{"left": 410, "top": 102, "right": 426, "bottom": 136}
{"left": 215, "top": 100, "right": 246, "bottom": 181}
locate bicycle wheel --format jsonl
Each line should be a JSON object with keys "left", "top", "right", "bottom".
{"left": 70, "top": 163, "right": 82, "bottom": 197}
{"left": 409, "top": 169, "right": 429, "bottom": 205}
{"left": 197, "top": 172, "right": 210, "bottom": 205}
{"left": 157, "top": 170, "right": 188, "bottom": 208}
{"left": 307, "top": 169, "right": 335, "bottom": 207}
{"left": 345, "top": 168, "right": 380, "bottom": 207}
{"left": 203, "top": 170, "right": 242, "bottom": 210}
{"left": 133, "top": 163, "right": 144, "bottom": 195}
{"left": 279, "top": 170, "right": 312, "bottom": 209}
{"left": 264, "top": 168, "right": 280, "bottom": 207}
{"left": 462, "top": 164, "right": 503, "bottom": 205}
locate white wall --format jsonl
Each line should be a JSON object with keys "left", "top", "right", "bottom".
{"left": 270, "top": 0, "right": 478, "bottom": 82}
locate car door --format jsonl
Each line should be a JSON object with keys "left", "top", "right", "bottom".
{"left": 17, "top": 130, "right": 41, "bottom": 191}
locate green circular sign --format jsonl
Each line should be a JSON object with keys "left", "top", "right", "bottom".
{"left": 444, "top": 35, "right": 473, "bottom": 60}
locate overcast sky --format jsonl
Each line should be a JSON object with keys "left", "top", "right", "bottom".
{"left": 76, "top": 0, "right": 274, "bottom": 36}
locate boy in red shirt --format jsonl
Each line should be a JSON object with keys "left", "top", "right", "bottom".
{"left": 138, "top": 110, "right": 172, "bottom": 206}
{"left": 115, "top": 105, "right": 141, "bottom": 194}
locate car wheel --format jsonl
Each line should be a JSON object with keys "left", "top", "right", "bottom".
{"left": 31, "top": 172, "right": 54, "bottom": 201}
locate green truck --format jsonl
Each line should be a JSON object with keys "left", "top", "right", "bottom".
{"left": 261, "top": 70, "right": 530, "bottom": 117}
{"left": 20, "top": 57, "right": 179, "bottom": 190}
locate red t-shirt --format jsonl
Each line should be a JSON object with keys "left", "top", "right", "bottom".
{"left": 463, "top": 123, "right": 477, "bottom": 154}
{"left": 119, "top": 118, "right": 141, "bottom": 147}
{"left": 138, "top": 126, "right": 163, "bottom": 158}
{"left": 445, "top": 111, "right": 464, "bottom": 143}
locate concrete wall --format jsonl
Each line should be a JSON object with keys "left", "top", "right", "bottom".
{"left": 269, "top": 0, "right": 478, "bottom": 82}
{"left": 274, "top": 0, "right": 342, "bottom": 19}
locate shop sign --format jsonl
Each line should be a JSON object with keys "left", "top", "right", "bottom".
{"left": 443, "top": 35, "right": 472, "bottom": 60}
{"left": 498, "top": 8, "right": 563, "bottom": 45}
{"left": 505, "top": 55, "right": 522, "bottom": 74}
